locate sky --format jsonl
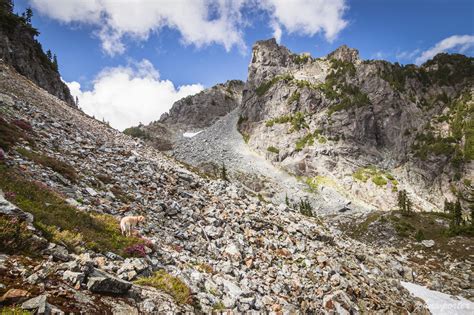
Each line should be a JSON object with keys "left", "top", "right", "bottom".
{"left": 12, "top": 0, "right": 474, "bottom": 130}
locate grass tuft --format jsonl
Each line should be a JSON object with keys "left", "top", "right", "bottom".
{"left": 135, "top": 270, "right": 192, "bottom": 305}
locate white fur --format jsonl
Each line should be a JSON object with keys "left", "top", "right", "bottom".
{"left": 120, "top": 215, "right": 144, "bottom": 236}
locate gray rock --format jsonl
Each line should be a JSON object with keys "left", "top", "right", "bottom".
{"left": 0, "top": 191, "right": 34, "bottom": 223}
{"left": 421, "top": 240, "right": 435, "bottom": 248}
{"left": 21, "top": 294, "right": 62, "bottom": 315}
{"left": 86, "top": 269, "right": 132, "bottom": 294}
{"left": 63, "top": 270, "right": 85, "bottom": 286}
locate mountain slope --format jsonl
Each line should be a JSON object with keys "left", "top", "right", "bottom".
{"left": 0, "top": 60, "right": 443, "bottom": 313}
{"left": 238, "top": 38, "right": 473, "bottom": 212}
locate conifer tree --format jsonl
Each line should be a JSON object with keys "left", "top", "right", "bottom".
{"left": 52, "top": 54, "right": 58, "bottom": 71}
{"left": 406, "top": 196, "right": 413, "bottom": 214}
{"left": 46, "top": 49, "right": 52, "bottom": 61}
{"left": 25, "top": 7, "right": 32, "bottom": 24}
{"left": 398, "top": 190, "right": 407, "bottom": 213}
{"left": 452, "top": 199, "right": 463, "bottom": 227}
{"left": 220, "top": 162, "right": 228, "bottom": 181}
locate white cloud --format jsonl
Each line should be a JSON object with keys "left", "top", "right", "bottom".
{"left": 30, "top": 0, "right": 348, "bottom": 55}
{"left": 260, "top": 0, "right": 348, "bottom": 42}
{"left": 30, "top": 0, "right": 248, "bottom": 55}
{"left": 415, "top": 35, "right": 474, "bottom": 64}
{"left": 66, "top": 60, "right": 203, "bottom": 131}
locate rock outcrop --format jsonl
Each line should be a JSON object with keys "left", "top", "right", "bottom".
{"left": 238, "top": 38, "right": 473, "bottom": 212}
{"left": 127, "top": 80, "right": 244, "bottom": 150}
{"left": 0, "top": 1, "right": 75, "bottom": 106}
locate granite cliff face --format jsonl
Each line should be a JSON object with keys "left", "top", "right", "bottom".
{"left": 238, "top": 38, "right": 473, "bottom": 212}
{"left": 0, "top": 1, "right": 75, "bottom": 106}
{"left": 129, "top": 80, "right": 244, "bottom": 150}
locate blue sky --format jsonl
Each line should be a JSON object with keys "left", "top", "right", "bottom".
{"left": 13, "top": 0, "right": 474, "bottom": 130}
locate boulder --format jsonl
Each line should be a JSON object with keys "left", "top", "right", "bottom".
{"left": 0, "top": 288, "right": 30, "bottom": 304}
{"left": 86, "top": 269, "right": 132, "bottom": 294}
{"left": 421, "top": 240, "right": 435, "bottom": 248}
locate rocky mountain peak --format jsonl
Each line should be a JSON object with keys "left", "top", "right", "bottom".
{"left": 125, "top": 79, "right": 244, "bottom": 151}
{"left": 327, "top": 44, "right": 360, "bottom": 63}
{"left": 247, "top": 38, "right": 293, "bottom": 86}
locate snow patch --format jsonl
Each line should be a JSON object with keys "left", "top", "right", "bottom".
{"left": 183, "top": 131, "right": 203, "bottom": 138}
{"left": 401, "top": 281, "right": 474, "bottom": 315}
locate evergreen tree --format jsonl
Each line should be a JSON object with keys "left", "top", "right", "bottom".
{"left": 52, "top": 54, "right": 58, "bottom": 71}
{"left": 406, "top": 196, "right": 413, "bottom": 214}
{"left": 285, "top": 194, "right": 289, "bottom": 207}
{"left": 75, "top": 96, "right": 79, "bottom": 107}
{"left": 1, "top": 0, "right": 14, "bottom": 13}
{"left": 46, "top": 49, "right": 52, "bottom": 61}
{"left": 220, "top": 162, "right": 228, "bottom": 181}
{"left": 25, "top": 7, "right": 32, "bottom": 24}
{"left": 470, "top": 203, "right": 474, "bottom": 227}
{"left": 298, "top": 198, "right": 312, "bottom": 217}
{"left": 398, "top": 190, "right": 406, "bottom": 213}
{"left": 452, "top": 199, "right": 463, "bottom": 227}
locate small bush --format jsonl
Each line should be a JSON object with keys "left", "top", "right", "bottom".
{"left": 12, "top": 119, "right": 33, "bottom": 132}
{"left": 255, "top": 74, "right": 294, "bottom": 96}
{"left": 241, "top": 132, "right": 250, "bottom": 143}
{"left": 0, "top": 215, "right": 36, "bottom": 256}
{"left": 297, "top": 198, "right": 313, "bottom": 217}
{"left": 372, "top": 175, "right": 388, "bottom": 186}
{"left": 293, "top": 54, "right": 310, "bottom": 64}
{"left": 123, "top": 127, "right": 149, "bottom": 139}
{"left": 288, "top": 91, "right": 301, "bottom": 104}
{"left": 352, "top": 169, "right": 369, "bottom": 182}
{"left": 415, "top": 229, "right": 425, "bottom": 242}
{"left": 124, "top": 243, "right": 148, "bottom": 257}
{"left": 0, "top": 117, "right": 35, "bottom": 151}
{"left": 267, "top": 146, "right": 279, "bottom": 154}
{"left": 135, "top": 270, "right": 192, "bottom": 305}
{"left": 0, "top": 306, "right": 31, "bottom": 315}
{"left": 295, "top": 133, "right": 314, "bottom": 151}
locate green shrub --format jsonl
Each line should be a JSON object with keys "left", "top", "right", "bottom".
{"left": 0, "top": 215, "right": 36, "bottom": 256}
{"left": 123, "top": 126, "right": 149, "bottom": 139}
{"left": 17, "top": 147, "right": 78, "bottom": 183}
{"left": 288, "top": 91, "right": 301, "bottom": 104}
{"left": 295, "top": 133, "right": 314, "bottom": 151}
{"left": 290, "top": 112, "right": 308, "bottom": 132}
{"left": 267, "top": 146, "right": 279, "bottom": 154}
{"left": 372, "top": 175, "right": 388, "bottom": 186}
{"left": 0, "top": 306, "right": 31, "bottom": 315}
{"left": 0, "top": 166, "right": 145, "bottom": 256}
{"left": 242, "top": 132, "right": 250, "bottom": 143}
{"left": 352, "top": 168, "right": 369, "bottom": 182}
{"left": 318, "top": 136, "right": 327, "bottom": 144}
{"left": 135, "top": 270, "right": 192, "bottom": 305}
{"left": 255, "top": 74, "right": 294, "bottom": 96}
{"left": 415, "top": 229, "right": 425, "bottom": 242}
{"left": 293, "top": 54, "right": 310, "bottom": 64}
